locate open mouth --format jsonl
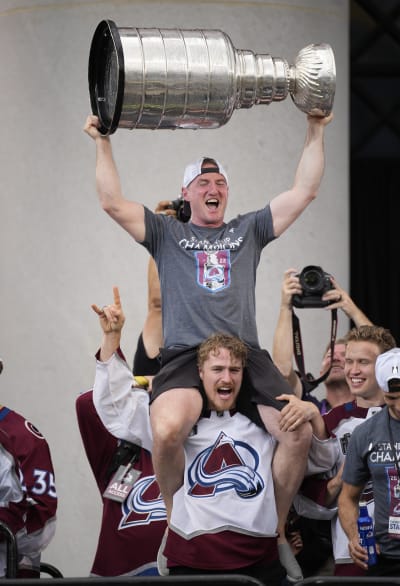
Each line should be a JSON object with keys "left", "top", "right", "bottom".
{"left": 206, "top": 198, "right": 219, "bottom": 209}
{"left": 217, "top": 387, "right": 233, "bottom": 398}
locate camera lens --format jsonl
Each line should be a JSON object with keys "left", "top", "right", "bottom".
{"left": 293, "top": 265, "right": 331, "bottom": 308}
{"left": 301, "top": 267, "right": 323, "bottom": 292}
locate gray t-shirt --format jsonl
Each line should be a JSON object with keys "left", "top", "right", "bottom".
{"left": 343, "top": 406, "right": 400, "bottom": 558}
{"left": 141, "top": 206, "right": 275, "bottom": 349}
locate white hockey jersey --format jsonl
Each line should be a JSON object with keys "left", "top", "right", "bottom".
{"left": 93, "top": 353, "right": 278, "bottom": 540}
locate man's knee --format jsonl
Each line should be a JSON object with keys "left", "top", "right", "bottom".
{"left": 151, "top": 415, "right": 187, "bottom": 447}
{"left": 258, "top": 405, "right": 312, "bottom": 447}
{"left": 280, "top": 420, "right": 312, "bottom": 449}
{"left": 150, "top": 388, "right": 202, "bottom": 447}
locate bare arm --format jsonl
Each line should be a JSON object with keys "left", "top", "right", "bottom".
{"left": 325, "top": 461, "right": 344, "bottom": 506}
{"left": 141, "top": 257, "right": 163, "bottom": 359}
{"left": 270, "top": 114, "right": 333, "bottom": 237}
{"left": 338, "top": 481, "right": 369, "bottom": 570}
{"left": 277, "top": 393, "right": 328, "bottom": 439}
{"left": 272, "top": 269, "right": 302, "bottom": 397}
{"left": 141, "top": 199, "right": 180, "bottom": 358}
{"left": 84, "top": 115, "right": 146, "bottom": 242}
{"left": 322, "top": 276, "right": 373, "bottom": 327}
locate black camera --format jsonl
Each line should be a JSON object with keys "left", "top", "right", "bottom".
{"left": 168, "top": 198, "right": 191, "bottom": 223}
{"left": 292, "top": 265, "right": 333, "bottom": 309}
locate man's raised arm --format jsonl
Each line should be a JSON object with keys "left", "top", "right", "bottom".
{"left": 272, "top": 268, "right": 303, "bottom": 397}
{"left": 84, "top": 115, "right": 146, "bottom": 242}
{"left": 270, "top": 113, "right": 333, "bottom": 238}
{"left": 91, "top": 286, "right": 153, "bottom": 451}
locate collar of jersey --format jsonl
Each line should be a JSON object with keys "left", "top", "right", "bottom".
{"left": 202, "top": 408, "right": 237, "bottom": 418}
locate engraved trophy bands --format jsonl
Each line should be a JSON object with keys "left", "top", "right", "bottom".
{"left": 88, "top": 20, "right": 336, "bottom": 135}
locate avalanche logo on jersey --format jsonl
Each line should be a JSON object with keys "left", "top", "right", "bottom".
{"left": 188, "top": 432, "right": 264, "bottom": 498}
{"left": 196, "top": 251, "right": 230, "bottom": 292}
{"left": 119, "top": 475, "right": 166, "bottom": 529}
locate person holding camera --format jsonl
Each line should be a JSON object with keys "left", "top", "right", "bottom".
{"left": 273, "top": 267, "right": 372, "bottom": 412}
{"left": 132, "top": 198, "right": 185, "bottom": 377}
{"left": 84, "top": 112, "right": 332, "bottom": 582}
{"left": 272, "top": 268, "right": 373, "bottom": 577}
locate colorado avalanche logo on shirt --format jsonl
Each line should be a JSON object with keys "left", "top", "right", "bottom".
{"left": 119, "top": 476, "right": 166, "bottom": 529}
{"left": 187, "top": 432, "right": 264, "bottom": 498}
{"left": 196, "top": 250, "right": 231, "bottom": 292}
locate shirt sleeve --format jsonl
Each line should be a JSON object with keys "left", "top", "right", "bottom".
{"left": 75, "top": 390, "right": 118, "bottom": 493}
{"left": 342, "top": 423, "right": 371, "bottom": 486}
{"left": 93, "top": 352, "right": 153, "bottom": 452}
{"left": 13, "top": 420, "right": 57, "bottom": 537}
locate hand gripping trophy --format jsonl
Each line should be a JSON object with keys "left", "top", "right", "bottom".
{"left": 88, "top": 20, "right": 336, "bottom": 135}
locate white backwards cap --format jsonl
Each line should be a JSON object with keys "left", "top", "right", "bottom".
{"left": 376, "top": 348, "right": 400, "bottom": 392}
{"left": 182, "top": 157, "right": 228, "bottom": 188}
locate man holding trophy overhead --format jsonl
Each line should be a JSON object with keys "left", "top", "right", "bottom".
{"left": 85, "top": 21, "right": 335, "bottom": 583}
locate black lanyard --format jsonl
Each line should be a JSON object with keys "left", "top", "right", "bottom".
{"left": 291, "top": 307, "right": 338, "bottom": 391}
{"left": 107, "top": 440, "right": 141, "bottom": 479}
{"left": 387, "top": 408, "right": 400, "bottom": 484}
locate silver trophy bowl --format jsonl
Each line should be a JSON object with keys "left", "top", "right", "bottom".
{"left": 88, "top": 20, "right": 336, "bottom": 135}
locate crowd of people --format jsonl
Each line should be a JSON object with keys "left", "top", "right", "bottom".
{"left": 2, "top": 107, "right": 398, "bottom": 584}
{"left": 79, "top": 108, "right": 400, "bottom": 585}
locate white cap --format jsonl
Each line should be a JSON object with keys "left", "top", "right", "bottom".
{"left": 182, "top": 157, "right": 228, "bottom": 188}
{"left": 376, "top": 348, "right": 400, "bottom": 392}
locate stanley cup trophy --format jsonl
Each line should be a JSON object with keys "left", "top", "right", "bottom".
{"left": 88, "top": 20, "right": 336, "bottom": 135}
